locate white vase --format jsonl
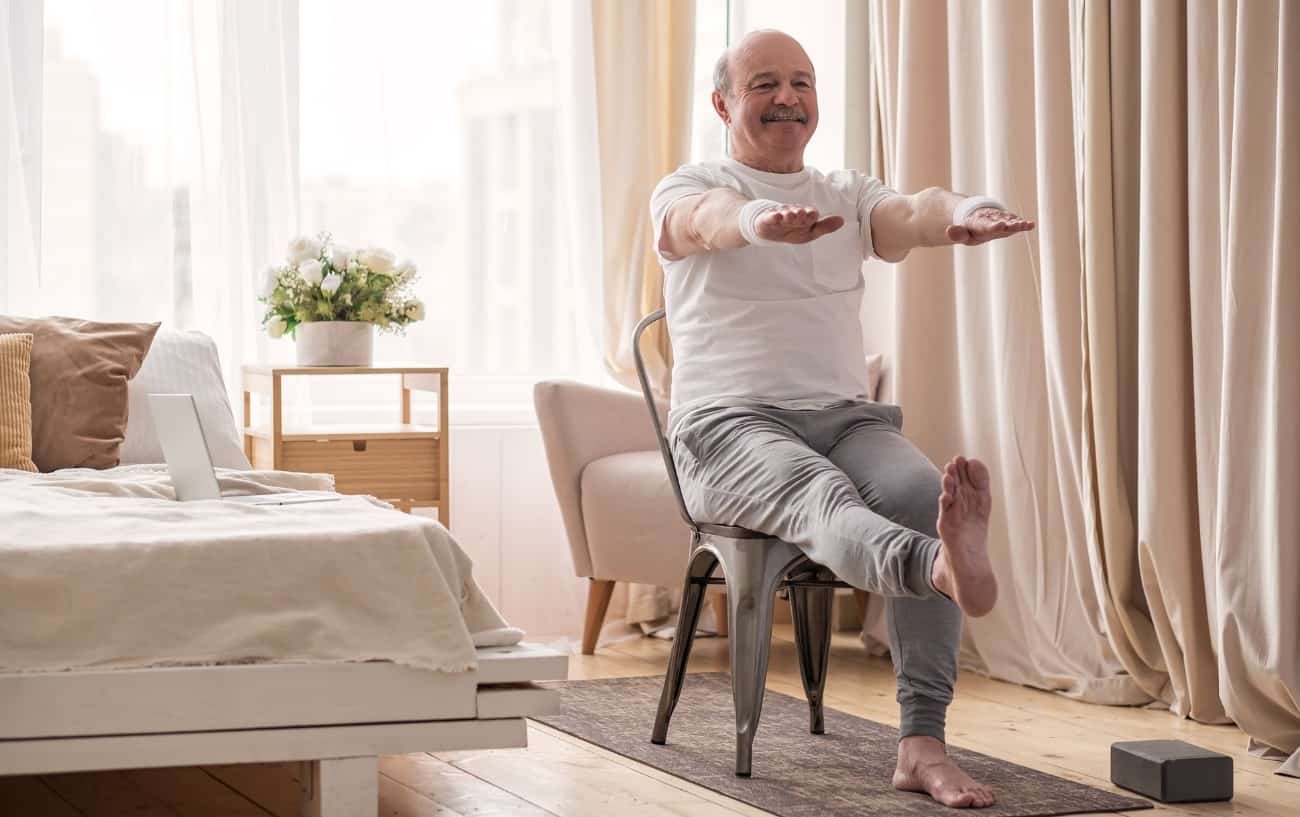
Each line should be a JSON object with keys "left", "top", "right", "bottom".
{"left": 294, "top": 321, "right": 374, "bottom": 366}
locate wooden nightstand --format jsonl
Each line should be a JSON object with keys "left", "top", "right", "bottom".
{"left": 241, "top": 365, "right": 449, "bottom": 525}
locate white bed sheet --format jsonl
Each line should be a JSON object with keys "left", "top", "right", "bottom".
{"left": 0, "top": 465, "right": 521, "bottom": 674}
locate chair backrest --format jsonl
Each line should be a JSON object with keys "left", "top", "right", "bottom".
{"left": 632, "top": 309, "right": 699, "bottom": 533}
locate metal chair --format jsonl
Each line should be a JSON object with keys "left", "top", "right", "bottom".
{"left": 633, "top": 308, "right": 852, "bottom": 777}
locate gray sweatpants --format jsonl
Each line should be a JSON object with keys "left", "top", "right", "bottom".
{"left": 670, "top": 400, "right": 961, "bottom": 742}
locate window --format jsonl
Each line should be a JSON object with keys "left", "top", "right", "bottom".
{"left": 692, "top": 0, "right": 729, "bottom": 163}
{"left": 6, "top": 0, "right": 851, "bottom": 420}
{"left": 8, "top": 0, "right": 603, "bottom": 420}
{"left": 12, "top": 0, "right": 192, "bottom": 324}
{"left": 299, "top": 0, "right": 602, "bottom": 415}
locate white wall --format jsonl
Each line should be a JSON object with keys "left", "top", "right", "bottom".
{"left": 446, "top": 425, "right": 588, "bottom": 639}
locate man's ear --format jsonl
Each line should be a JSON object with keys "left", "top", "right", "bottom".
{"left": 711, "top": 90, "right": 730, "bottom": 125}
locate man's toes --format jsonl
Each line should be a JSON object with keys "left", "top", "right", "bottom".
{"left": 955, "top": 457, "right": 973, "bottom": 486}
{"left": 968, "top": 459, "right": 991, "bottom": 489}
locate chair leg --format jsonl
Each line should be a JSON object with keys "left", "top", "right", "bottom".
{"left": 651, "top": 542, "right": 717, "bottom": 744}
{"left": 581, "top": 579, "right": 615, "bottom": 655}
{"left": 790, "top": 584, "right": 834, "bottom": 734}
{"left": 714, "top": 538, "right": 802, "bottom": 777}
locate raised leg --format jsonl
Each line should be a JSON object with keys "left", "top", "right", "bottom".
{"left": 790, "top": 582, "right": 834, "bottom": 734}
{"left": 581, "top": 579, "right": 616, "bottom": 655}
{"left": 300, "top": 756, "right": 377, "bottom": 817}
{"left": 652, "top": 542, "right": 716, "bottom": 744}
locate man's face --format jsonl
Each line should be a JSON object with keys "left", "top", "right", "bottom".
{"left": 714, "top": 33, "right": 818, "bottom": 170}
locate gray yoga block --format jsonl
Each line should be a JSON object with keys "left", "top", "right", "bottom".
{"left": 1110, "top": 740, "right": 1233, "bottom": 803}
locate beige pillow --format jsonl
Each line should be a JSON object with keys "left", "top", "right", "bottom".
{"left": 0, "top": 333, "right": 37, "bottom": 472}
{"left": 0, "top": 316, "right": 160, "bottom": 471}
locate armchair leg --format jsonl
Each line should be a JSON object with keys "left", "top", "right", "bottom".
{"left": 853, "top": 589, "right": 869, "bottom": 625}
{"left": 711, "top": 591, "right": 729, "bottom": 637}
{"left": 582, "top": 579, "right": 616, "bottom": 655}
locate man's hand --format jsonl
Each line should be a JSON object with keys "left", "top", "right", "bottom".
{"left": 755, "top": 206, "right": 845, "bottom": 245}
{"left": 945, "top": 207, "right": 1034, "bottom": 246}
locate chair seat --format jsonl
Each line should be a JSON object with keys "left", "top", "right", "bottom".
{"left": 698, "top": 522, "right": 769, "bottom": 539}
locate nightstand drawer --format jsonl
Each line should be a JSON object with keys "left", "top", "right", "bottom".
{"left": 279, "top": 438, "right": 440, "bottom": 502}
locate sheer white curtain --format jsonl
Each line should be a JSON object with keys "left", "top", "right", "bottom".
{"left": 2, "top": 0, "right": 605, "bottom": 415}
{"left": 0, "top": 0, "right": 296, "bottom": 397}
{"left": 2, "top": 0, "right": 41, "bottom": 295}
{"left": 293, "top": 0, "right": 605, "bottom": 419}
{"left": 186, "top": 0, "right": 299, "bottom": 394}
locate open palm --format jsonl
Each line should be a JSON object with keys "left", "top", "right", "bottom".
{"left": 946, "top": 206, "right": 1034, "bottom": 245}
{"left": 755, "top": 206, "right": 845, "bottom": 245}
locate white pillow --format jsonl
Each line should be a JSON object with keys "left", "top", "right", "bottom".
{"left": 120, "top": 329, "right": 252, "bottom": 469}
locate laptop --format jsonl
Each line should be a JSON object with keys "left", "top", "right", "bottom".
{"left": 150, "top": 393, "right": 340, "bottom": 505}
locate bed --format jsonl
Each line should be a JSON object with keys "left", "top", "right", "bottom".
{"left": 0, "top": 329, "right": 567, "bottom": 816}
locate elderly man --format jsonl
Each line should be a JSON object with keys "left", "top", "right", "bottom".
{"left": 651, "top": 29, "right": 1034, "bottom": 809}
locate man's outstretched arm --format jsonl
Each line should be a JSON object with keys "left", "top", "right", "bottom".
{"left": 870, "top": 186, "right": 1034, "bottom": 263}
{"left": 659, "top": 188, "right": 844, "bottom": 260}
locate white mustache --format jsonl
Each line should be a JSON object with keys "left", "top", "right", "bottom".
{"left": 761, "top": 108, "right": 807, "bottom": 123}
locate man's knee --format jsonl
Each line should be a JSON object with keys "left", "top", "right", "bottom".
{"left": 878, "top": 468, "right": 942, "bottom": 536}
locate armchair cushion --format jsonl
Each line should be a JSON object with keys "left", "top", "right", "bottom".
{"left": 580, "top": 450, "right": 691, "bottom": 588}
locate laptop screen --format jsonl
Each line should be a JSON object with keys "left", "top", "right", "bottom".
{"left": 149, "top": 393, "right": 223, "bottom": 501}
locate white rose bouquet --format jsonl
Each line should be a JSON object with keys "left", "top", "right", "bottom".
{"left": 259, "top": 233, "right": 424, "bottom": 338}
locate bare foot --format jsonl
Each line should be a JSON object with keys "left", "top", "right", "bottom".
{"left": 931, "top": 456, "right": 997, "bottom": 617}
{"left": 894, "top": 735, "right": 996, "bottom": 808}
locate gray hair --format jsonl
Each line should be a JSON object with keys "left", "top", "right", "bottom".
{"left": 713, "top": 48, "right": 731, "bottom": 96}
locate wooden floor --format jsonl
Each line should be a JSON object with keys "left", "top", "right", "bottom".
{"left": 2, "top": 625, "right": 1293, "bottom": 816}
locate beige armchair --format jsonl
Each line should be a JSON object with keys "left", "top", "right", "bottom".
{"left": 534, "top": 380, "right": 722, "bottom": 653}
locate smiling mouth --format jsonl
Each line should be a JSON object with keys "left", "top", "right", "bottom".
{"left": 761, "top": 109, "right": 807, "bottom": 124}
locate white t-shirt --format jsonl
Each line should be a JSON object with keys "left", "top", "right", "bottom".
{"left": 650, "top": 157, "right": 896, "bottom": 425}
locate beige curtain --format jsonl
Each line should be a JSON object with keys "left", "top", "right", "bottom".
{"left": 867, "top": 0, "right": 1299, "bottom": 770}
{"left": 591, "top": 0, "right": 696, "bottom": 627}
{"left": 592, "top": 0, "right": 695, "bottom": 399}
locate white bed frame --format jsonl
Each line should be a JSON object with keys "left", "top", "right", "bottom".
{"left": 0, "top": 643, "right": 568, "bottom": 816}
